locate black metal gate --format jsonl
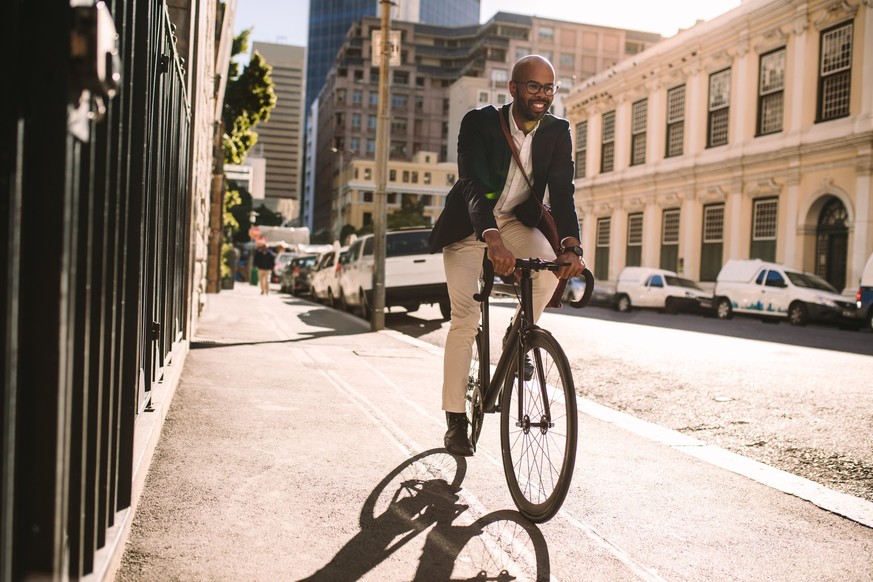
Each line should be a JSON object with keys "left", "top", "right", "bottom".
{"left": 1, "top": 0, "right": 193, "bottom": 579}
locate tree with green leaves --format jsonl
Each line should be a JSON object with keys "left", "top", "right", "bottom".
{"left": 219, "top": 29, "right": 277, "bottom": 282}
{"left": 223, "top": 29, "right": 276, "bottom": 165}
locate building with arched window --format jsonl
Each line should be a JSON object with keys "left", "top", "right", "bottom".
{"left": 564, "top": 0, "right": 873, "bottom": 293}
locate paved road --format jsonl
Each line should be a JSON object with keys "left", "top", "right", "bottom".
{"left": 385, "top": 301, "right": 873, "bottom": 503}
{"left": 117, "top": 287, "right": 873, "bottom": 581}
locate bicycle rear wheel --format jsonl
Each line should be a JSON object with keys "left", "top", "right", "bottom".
{"left": 500, "top": 328, "right": 577, "bottom": 522}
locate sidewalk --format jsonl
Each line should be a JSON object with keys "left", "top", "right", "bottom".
{"left": 114, "top": 284, "right": 873, "bottom": 582}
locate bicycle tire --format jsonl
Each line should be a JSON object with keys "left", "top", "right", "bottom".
{"left": 499, "top": 328, "right": 577, "bottom": 522}
{"left": 466, "top": 330, "right": 485, "bottom": 451}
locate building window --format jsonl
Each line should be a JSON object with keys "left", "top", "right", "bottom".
{"left": 818, "top": 22, "right": 853, "bottom": 122}
{"left": 402, "top": 170, "right": 410, "bottom": 183}
{"left": 351, "top": 113, "right": 361, "bottom": 128}
{"left": 538, "top": 26, "right": 554, "bottom": 41}
{"left": 366, "top": 139, "right": 375, "bottom": 153}
{"left": 559, "top": 53, "right": 575, "bottom": 68}
{"left": 630, "top": 99, "right": 647, "bottom": 166}
{"left": 708, "top": 68, "right": 731, "bottom": 148}
{"left": 393, "top": 70, "right": 409, "bottom": 85}
{"left": 350, "top": 137, "right": 360, "bottom": 152}
{"left": 369, "top": 92, "right": 379, "bottom": 105}
{"left": 478, "top": 91, "right": 489, "bottom": 103}
{"left": 758, "top": 48, "right": 785, "bottom": 135}
{"left": 601, "top": 110, "right": 615, "bottom": 173}
{"left": 515, "top": 47, "right": 530, "bottom": 60}
{"left": 392, "top": 94, "right": 409, "bottom": 108}
{"left": 363, "top": 168, "right": 372, "bottom": 181}
{"left": 415, "top": 95, "right": 424, "bottom": 111}
{"left": 411, "top": 171, "right": 418, "bottom": 183}
{"left": 352, "top": 89, "right": 362, "bottom": 104}
{"left": 424, "top": 172, "right": 431, "bottom": 184}
{"left": 575, "top": 121, "right": 587, "bottom": 179}
{"left": 751, "top": 198, "right": 778, "bottom": 261}
{"left": 447, "top": 173, "right": 456, "bottom": 185}
{"left": 626, "top": 213, "right": 643, "bottom": 267}
{"left": 389, "top": 169, "right": 396, "bottom": 181}
{"left": 666, "top": 85, "right": 685, "bottom": 158}
{"left": 700, "top": 204, "right": 725, "bottom": 281}
{"left": 367, "top": 116, "right": 377, "bottom": 130}
{"left": 595, "top": 217, "right": 610, "bottom": 281}
{"left": 497, "top": 93, "right": 507, "bottom": 105}
{"left": 660, "top": 209, "right": 680, "bottom": 272}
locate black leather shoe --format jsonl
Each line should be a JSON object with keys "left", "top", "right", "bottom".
{"left": 444, "top": 412, "right": 474, "bottom": 456}
{"left": 503, "top": 323, "right": 534, "bottom": 381}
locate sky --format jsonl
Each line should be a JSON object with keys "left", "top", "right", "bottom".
{"left": 233, "top": 0, "right": 744, "bottom": 47}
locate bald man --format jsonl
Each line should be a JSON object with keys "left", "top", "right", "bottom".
{"left": 428, "top": 55, "right": 586, "bottom": 456}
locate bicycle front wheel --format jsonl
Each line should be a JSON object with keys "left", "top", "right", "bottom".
{"left": 500, "top": 328, "right": 577, "bottom": 522}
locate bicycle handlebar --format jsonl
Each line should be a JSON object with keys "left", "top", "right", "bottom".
{"left": 473, "top": 256, "right": 596, "bottom": 308}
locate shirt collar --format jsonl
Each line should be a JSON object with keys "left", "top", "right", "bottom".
{"left": 509, "top": 102, "right": 541, "bottom": 137}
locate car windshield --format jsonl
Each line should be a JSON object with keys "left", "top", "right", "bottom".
{"left": 664, "top": 275, "right": 703, "bottom": 290}
{"left": 786, "top": 271, "right": 838, "bottom": 292}
{"left": 386, "top": 231, "right": 430, "bottom": 257}
{"left": 294, "top": 256, "right": 317, "bottom": 268}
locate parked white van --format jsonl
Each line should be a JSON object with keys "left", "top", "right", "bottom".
{"left": 852, "top": 253, "right": 873, "bottom": 332}
{"left": 614, "top": 267, "right": 711, "bottom": 314}
{"left": 713, "top": 259, "right": 858, "bottom": 327}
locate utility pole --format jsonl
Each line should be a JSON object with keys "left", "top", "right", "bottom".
{"left": 372, "top": 0, "right": 393, "bottom": 331}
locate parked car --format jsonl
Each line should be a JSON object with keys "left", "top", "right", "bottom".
{"left": 852, "top": 253, "right": 873, "bottom": 332}
{"left": 310, "top": 246, "right": 348, "bottom": 306}
{"left": 280, "top": 253, "right": 319, "bottom": 296}
{"left": 713, "top": 259, "right": 858, "bottom": 327}
{"left": 613, "top": 267, "right": 711, "bottom": 314}
{"left": 272, "top": 251, "right": 296, "bottom": 283}
{"left": 562, "top": 276, "right": 615, "bottom": 307}
{"left": 338, "top": 227, "right": 450, "bottom": 319}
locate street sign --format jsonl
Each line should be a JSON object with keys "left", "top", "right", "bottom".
{"left": 371, "top": 30, "right": 401, "bottom": 67}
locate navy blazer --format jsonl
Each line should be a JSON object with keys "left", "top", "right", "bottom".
{"left": 429, "top": 103, "right": 579, "bottom": 253}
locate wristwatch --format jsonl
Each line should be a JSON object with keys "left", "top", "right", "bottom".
{"left": 561, "top": 245, "right": 584, "bottom": 257}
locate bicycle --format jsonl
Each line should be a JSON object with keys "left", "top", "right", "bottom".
{"left": 465, "top": 251, "right": 594, "bottom": 522}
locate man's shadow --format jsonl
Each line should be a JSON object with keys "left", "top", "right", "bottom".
{"left": 299, "top": 449, "right": 551, "bottom": 581}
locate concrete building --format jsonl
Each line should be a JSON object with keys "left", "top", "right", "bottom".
{"left": 305, "top": 0, "right": 481, "bottom": 120}
{"left": 336, "top": 151, "right": 457, "bottom": 232}
{"left": 251, "top": 42, "right": 305, "bottom": 221}
{"left": 564, "top": 0, "right": 873, "bottom": 293}
{"left": 309, "top": 11, "right": 661, "bottom": 236}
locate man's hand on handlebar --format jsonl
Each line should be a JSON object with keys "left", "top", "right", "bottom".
{"left": 483, "top": 231, "right": 516, "bottom": 277}
{"left": 555, "top": 250, "right": 586, "bottom": 280}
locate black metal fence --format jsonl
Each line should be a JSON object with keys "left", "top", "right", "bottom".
{"left": 1, "top": 0, "right": 194, "bottom": 578}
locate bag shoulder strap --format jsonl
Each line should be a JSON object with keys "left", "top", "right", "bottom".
{"left": 498, "top": 109, "right": 534, "bottom": 193}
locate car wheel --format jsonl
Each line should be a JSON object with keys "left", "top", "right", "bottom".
{"left": 664, "top": 297, "right": 678, "bottom": 314}
{"left": 339, "top": 289, "right": 350, "bottom": 312}
{"left": 716, "top": 298, "right": 733, "bottom": 320}
{"left": 615, "top": 294, "right": 631, "bottom": 313}
{"left": 867, "top": 310, "right": 873, "bottom": 333}
{"left": 788, "top": 302, "right": 808, "bottom": 326}
{"left": 439, "top": 300, "right": 451, "bottom": 321}
{"left": 327, "top": 288, "right": 335, "bottom": 308}
{"left": 360, "top": 290, "right": 372, "bottom": 319}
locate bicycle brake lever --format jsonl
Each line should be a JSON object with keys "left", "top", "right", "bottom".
{"left": 474, "top": 251, "right": 494, "bottom": 302}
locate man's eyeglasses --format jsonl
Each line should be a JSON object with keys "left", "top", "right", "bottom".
{"left": 513, "top": 80, "right": 559, "bottom": 96}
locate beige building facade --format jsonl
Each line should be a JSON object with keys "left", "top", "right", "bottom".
{"left": 564, "top": 0, "right": 873, "bottom": 294}
{"left": 337, "top": 151, "right": 457, "bottom": 233}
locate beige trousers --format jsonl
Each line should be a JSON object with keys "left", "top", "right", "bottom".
{"left": 441, "top": 215, "right": 558, "bottom": 412}
{"left": 258, "top": 269, "right": 272, "bottom": 294}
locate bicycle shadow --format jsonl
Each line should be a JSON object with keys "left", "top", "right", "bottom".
{"left": 299, "top": 449, "right": 551, "bottom": 581}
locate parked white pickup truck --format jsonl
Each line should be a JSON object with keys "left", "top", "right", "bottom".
{"left": 338, "top": 227, "right": 451, "bottom": 320}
